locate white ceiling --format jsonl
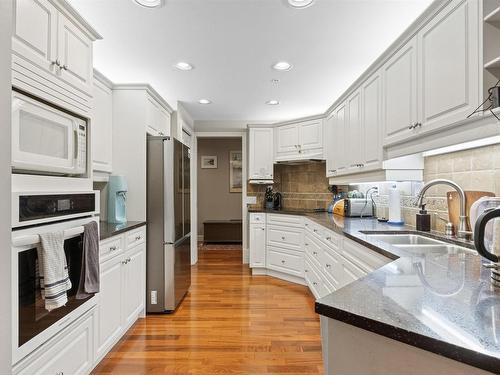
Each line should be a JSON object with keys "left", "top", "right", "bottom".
{"left": 68, "top": 0, "right": 433, "bottom": 124}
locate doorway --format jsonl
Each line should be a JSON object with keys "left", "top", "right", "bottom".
{"left": 191, "top": 132, "right": 248, "bottom": 265}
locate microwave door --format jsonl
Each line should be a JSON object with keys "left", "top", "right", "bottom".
{"left": 11, "top": 93, "right": 80, "bottom": 175}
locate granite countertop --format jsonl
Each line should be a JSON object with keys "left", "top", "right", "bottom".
{"left": 250, "top": 209, "right": 500, "bottom": 373}
{"left": 99, "top": 221, "right": 147, "bottom": 241}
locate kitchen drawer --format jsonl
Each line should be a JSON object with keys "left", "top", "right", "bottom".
{"left": 16, "top": 309, "right": 94, "bottom": 375}
{"left": 340, "top": 256, "right": 367, "bottom": 287}
{"left": 321, "top": 247, "right": 344, "bottom": 290}
{"left": 249, "top": 213, "right": 266, "bottom": 224}
{"left": 342, "top": 238, "right": 390, "bottom": 273}
{"left": 267, "top": 213, "right": 304, "bottom": 227}
{"left": 305, "top": 221, "right": 341, "bottom": 250}
{"left": 304, "top": 234, "right": 323, "bottom": 266}
{"left": 306, "top": 255, "right": 329, "bottom": 298}
{"left": 267, "top": 246, "right": 304, "bottom": 278}
{"left": 267, "top": 225, "right": 303, "bottom": 251}
{"left": 126, "top": 226, "right": 146, "bottom": 249}
{"left": 99, "top": 236, "right": 124, "bottom": 263}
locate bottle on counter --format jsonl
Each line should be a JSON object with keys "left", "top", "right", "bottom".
{"left": 416, "top": 204, "right": 431, "bottom": 231}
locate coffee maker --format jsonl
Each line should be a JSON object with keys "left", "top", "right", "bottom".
{"left": 108, "top": 175, "right": 128, "bottom": 223}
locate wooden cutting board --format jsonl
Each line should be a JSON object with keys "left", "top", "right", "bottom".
{"left": 447, "top": 191, "right": 495, "bottom": 230}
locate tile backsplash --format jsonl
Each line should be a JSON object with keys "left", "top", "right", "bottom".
{"left": 247, "top": 162, "right": 335, "bottom": 210}
{"left": 356, "top": 143, "right": 500, "bottom": 233}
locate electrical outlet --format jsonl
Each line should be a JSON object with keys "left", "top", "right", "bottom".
{"left": 150, "top": 290, "right": 157, "bottom": 304}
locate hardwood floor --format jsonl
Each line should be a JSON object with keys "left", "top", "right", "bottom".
{"left": 92, "top": 248, "right": 323, "bottom": 375}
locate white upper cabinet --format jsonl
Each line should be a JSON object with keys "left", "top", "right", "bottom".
{"left": 12, "top": 0, "right": 59, "bottom": 74}
{"left": 91, "top": 71, "right": 113, "bottom": 173}
{"left": 417, "top": 0, "right": 479, "bottom": 134}
{"left": 57, "top": 14, "right": 93, "bottom": 94}
{"left": 383, "top": 0, "right": 480, "bottom": 147}
{"left": 275, "top": 119, "right": 324, "bottom": 161}
{"left": 382, "top": 37, "right": 418, "bottom": 146}
{"left": 146, "top": 94, "right": 171, "bottom": 136}
{"left": 248, "top": 127, "right": 274, "bottom": 181}
{"left": 327, "top": 102, "right": 347, "bottom": 177}
{"left": 12, "top": 0, "right": 101, "bottom": 115}
{"left": 361, "top": 71, "right": 383, "bottom": 171}
{"left": 346, "top": 89, "right": 362, "bottom": 171}
{"left": 325, "top": 112, "right": 336, "bottom": 177}
{"left": 275, "top": 123, "right": 300, "bottom": 159}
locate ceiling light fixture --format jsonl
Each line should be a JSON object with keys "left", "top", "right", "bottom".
{"left": 266, "top": 100, "right": 280, "bottom": 106}
{"left": 174, "top": 62, "right": 193, "bottom": 71}
{"left": 133, "top": 0, "right": 164, "bottom": 8}
{"left": 199, "top": 99, "right": 211, "bottom": 105}
{"left": 272, "top": 61, "right": 292, "bottom": 71}
{"left": 287, "top": 0, "right": 314, "bottom": 9}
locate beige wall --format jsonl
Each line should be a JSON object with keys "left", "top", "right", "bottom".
{"left": 247, "top": 162, "right": 333, "bottom": 210}
{"left": 197, "top": 138, "right": 242, "bottom": 236}
{"left": 0, "top": 0, "right": 12, "bottom": 370}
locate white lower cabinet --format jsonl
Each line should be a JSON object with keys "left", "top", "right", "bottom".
{"left": 249, "top": 214, "right": 392, "bottom": 299}
{"left": 249, "top": 221, "right": 266, "bottom": 268}
{"left": 122, "top": 243, "right": 146, "bottom": 328}
{"left": 16, "top": 309, "right": 95, "bottom": 375}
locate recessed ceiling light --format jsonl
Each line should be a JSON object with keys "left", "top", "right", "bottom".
{"left": 133, "top": 0, "right": 164, "bottom": 8}
{"left": 199, "top": 99, "right": 211, "bottom": 105}
{"left": 287, "top": 0, "right": 314, "bottom": 9}
{"left": 272, "top": 61, "right": 292, "bottom": 71}
{"left": 174, "top": 62, "right": 193, "bottom": 71}
{"left": 266, "top": 100, "right": 280, "bottom": 106}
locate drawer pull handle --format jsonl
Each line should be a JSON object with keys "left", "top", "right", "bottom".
{"left": 281, "top": 260, "right": 286, "bottom": 264}
{"left": 313, "top": 282, "right": 318, "bottom": 286}
{"left": 110, "top": 246, "right": 117, "bottom": 251}
{"left": 313, "top": 251, "right": 318, "bottom": 256}
{"left": 281, "top": 236, "right": 285, "bottom": 240}
{"left": 326, "top": 264, "right": 331, "bottom": 268}
{"left": 326, "top": 237, "right": 331, "bottom": 241}
{"left": 56, "top": 372, "right": 64, "bottom": 375}
{"left": 305, "top": 243, "right": 309, "bottom": 246}
{"left": 305, "top": 269, "right": 308, "bottom": 273}
{"left": 313, "top": 229, "right": 318, "bottom": 233}
{"left": 135, "top": 236, "right": 142, "bottom": 241}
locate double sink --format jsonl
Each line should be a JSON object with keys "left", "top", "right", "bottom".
{"left": 361, "top": 232, "right": 476, "bottom": 254}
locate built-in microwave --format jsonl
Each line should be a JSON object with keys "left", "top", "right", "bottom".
{"left": 11, "top": 91, "right": 87, "bottom": 176}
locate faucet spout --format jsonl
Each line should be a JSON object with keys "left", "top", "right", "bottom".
{"left": 414, "top": 179, "right": 468, "bottom": 239}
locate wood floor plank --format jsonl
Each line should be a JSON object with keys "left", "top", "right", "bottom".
{"left": 92, "top": 247, "right": 323, "bottom": 374}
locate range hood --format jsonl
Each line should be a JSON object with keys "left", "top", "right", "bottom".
{"left": 248, "top": 179, "right": 274, "bottom": 185}
{"left": 275, "top": 159, "right": 325, "bottom": 165}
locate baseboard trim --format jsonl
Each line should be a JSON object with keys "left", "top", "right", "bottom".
{"left": 249, "top": 267, "right": 306, "bottom": 286}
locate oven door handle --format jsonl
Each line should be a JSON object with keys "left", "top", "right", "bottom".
{"left": 12, "top": 225, "right": 85, "bottom": 247}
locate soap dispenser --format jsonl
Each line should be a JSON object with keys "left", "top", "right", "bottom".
{"left": 416, "top": 204, "right": 431, "bottom": 232}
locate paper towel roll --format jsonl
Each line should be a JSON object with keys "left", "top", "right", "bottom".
{"left": 388, "top": 185, "right": 403, "bottom": 225}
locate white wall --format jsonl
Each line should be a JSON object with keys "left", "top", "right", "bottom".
{"left": 0, "top": 0, "right": 12, "bottom": 371}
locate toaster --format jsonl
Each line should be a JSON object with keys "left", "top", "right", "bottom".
{"left": 343, "top": 198, "right": 374, "bottom": 217}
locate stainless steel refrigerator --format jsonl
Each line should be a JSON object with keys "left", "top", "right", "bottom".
{"left": 146, "top": 136, "right": 191, "bottom": 313}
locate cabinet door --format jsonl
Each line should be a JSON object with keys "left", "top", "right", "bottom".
{"left": 122, "top": 244, "right": 145, "bottom": 328}
{"left": 361, "top": 72, "right": 383, "bottom": 171}
{"left": 146, "top": 96, "right": 160, "bottom": 135}
{"left": 325, "top": 113, "right": 336, "bottom": 177}
{"left": 57, "top": 15, "right": 93, "bottom": 95}
{"left": 249, "top": 128, "right": 274, "bottom": 179}
{"left": 158, "top": 107, "right": 171, "bottom": 136}
{"left": 92, "top": 77, "right": 113, "bottom": 173}
{"left": 96, "top": 255, "right": 123, "bottom": 361}
{"left": 298, "top": 119, "right": 323, "bottom": 157}
{"left": 12, "top": 0, "right": 59, "bottom": 74}
{"left": 382, "top": 37, "right": 418, "bottom": 146}
{"left": 346, "top": 90, "right": 362, "bottom": 171}
{"left": 417, "top": 0, "right": 479, "bottom": 134}
{"left": 331, "top": 101, "right": 348, "bottom": 175}
{"left": 275, "top": 124, "right": 300, "bottom": 160}
{"left": 249, "top": 224, "right": 266, "bottom": 268}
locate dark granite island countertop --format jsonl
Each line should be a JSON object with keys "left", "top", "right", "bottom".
{"left": 99, "top": 221, "right": 147, "bottom": 241}
{"left": 249, "top": 209, "right": 500, "bottom": 373}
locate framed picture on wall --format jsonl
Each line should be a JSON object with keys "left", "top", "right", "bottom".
{"left": 201, "top": 155, "right": 218, "bottom": 169}
{"left": 229, "top": 151, "right": 242, "bottom": 193}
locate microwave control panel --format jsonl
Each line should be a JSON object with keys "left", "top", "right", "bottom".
{"left": 76, "top": 123, "right": 87, "bottom": 172}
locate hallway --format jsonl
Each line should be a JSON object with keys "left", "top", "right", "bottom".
{"left": 92, "top": 248, "right": 323, "bottom": 374}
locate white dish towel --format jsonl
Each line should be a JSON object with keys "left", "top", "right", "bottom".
{"left": 37, "top": 231, "right": 72, "bottom": 311}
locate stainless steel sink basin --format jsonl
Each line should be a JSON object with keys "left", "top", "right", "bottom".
{"left": 394, "top": 244, "right": 477, "bottom": 255}
{"left": 363, "top": 234, "right": 444, "bottom": 246}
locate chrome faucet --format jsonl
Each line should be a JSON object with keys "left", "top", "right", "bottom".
{"left": 414, "top": 179, "right": 470, "bottom": 239}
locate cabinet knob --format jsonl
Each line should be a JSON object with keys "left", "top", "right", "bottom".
{"left": 110, "top": 246, "right": 117, "bottom": 251}
{"left": 135, "top": 236, "right": 142, "bottom": 241}
{"left": 313, "top": 282, "right": 318, "bottom": 286}
{"left": 281, "top": 260, "right": 286, "bottom": 264}
{"left": 313, "top": 229, "right": 318, "bottom": 233}
{"left": 261, "top": 228, "right": 265, "bottom": 231}
{"left": 326, "top": 236, "right": 331, "bottom": 241}
{"left": 313, "top": 251, "right": 318, "bottom": 255}
{"left": 281, "top": 236, "right": 285, "bottom": 240}
{"left": 326, "top": 264, "right": 331, "bottom": 268}
{"left": 61, "top": 64, "right": 68, "bottom": 71}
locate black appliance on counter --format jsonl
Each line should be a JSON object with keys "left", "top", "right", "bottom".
{"left": 474, "top": 207, "right": 500, "bottom": 287}
{"left": 273, "top": 192, "right": 282, "bottom": 210}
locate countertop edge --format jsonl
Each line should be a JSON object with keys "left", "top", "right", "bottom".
{"left": 99, "top": 221, "right": 147, "bottom": 241}
{"left": 314, "top": 301, "right": 500, "bottom": 374}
